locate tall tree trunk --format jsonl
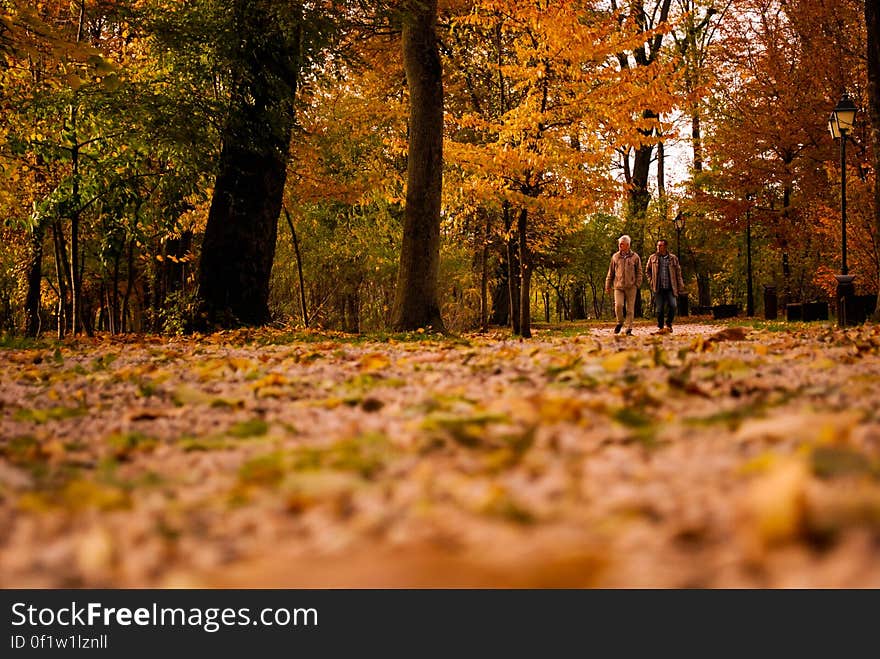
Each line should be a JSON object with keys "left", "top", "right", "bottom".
{"left": 691, "top": 110, "right": 703, "bottom": 173}
{"left": 698, "top": 273, "right": 711, "bottom": 309}
{"left": 25, "top": 224, "right": 43, "bottom": 337}
{"left": 69, "top": 116, "right": 82, "bottom": 335}
{"left": 111, "top": 246, "right": 122, "bottom": 334}
{"left": 491, "top": 258, "right": 510, "bottom": 326}
{"left": 518, "top": 207, "right": 531, "bottom": 338}
{"left": 479, "top": 210, "right": 491, "bottom": 332}
{"left": 781, "top": 183, "right": 792, "bottom": 306}
{"left": 867, "top": 0, "right": 880, "bottom": 275}
{"left": 571, "top": 283, "right": 586, "bottom": 320}
{"left": 345, "top": 290, "right": 360, "bottom": 334}
{"left": 197, "top": 2, "right": 302, "bottom": 327}
{"left": 657, "top": 138, "right": 667, "bottom": 221}
{"left": 68, "top": 2, "right": 85, "bottom": 336}
{"left": 391, "top": 0, "right": 446, "bottom": 332}
{"left": 121, "top": 237, "right": 135, "bottom": 333}
{"left": 627, "top": 136, "right": 654, "bottom": 224}
{"left": 284, "top": 208, "right": 309, "bottom": 328}
{"left": 51, "top": 220, "right": 69, "bottom": 338}
{"left": 504, "top": 204, "right": 521, "bottom": 334}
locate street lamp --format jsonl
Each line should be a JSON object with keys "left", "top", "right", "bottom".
{"left": 672, "top": 210, "right": 684, "bottom": 257}
{"left": 672, "top": 210, "right": 688, "bottom": 316}
{"left": 744, "top": 194, "right": 755, "bottom": 317}
{"left": 828, "top": 92, "right": 858, "bottom": 326}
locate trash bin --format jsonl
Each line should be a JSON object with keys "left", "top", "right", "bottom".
{"left": 712, "top": 304, "right": 739, "bottom": 319}
{"left": 763, "top": 285, "right": 777, "bottom": 320}
{"left": 802, "top": 301, "right": 829, "bottom": 321}
{"left": 677, "top": 293, "right": 689, "bottom": 317}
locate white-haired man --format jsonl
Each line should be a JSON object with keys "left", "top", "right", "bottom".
{"left": 604, "top": 235, "right": 642, "bottom": 335}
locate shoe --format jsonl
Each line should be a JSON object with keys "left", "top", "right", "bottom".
{"left": 614, "top": 324, "right": 622, "bottom": 334}
{"left": 666, "top": 325, "right": 673, "bottom": 334}
{"left": 625, "top": 328, "right": 633, "bottom": 336}
{"left": 652, "top": 328, "right": 664, "bottom": 335}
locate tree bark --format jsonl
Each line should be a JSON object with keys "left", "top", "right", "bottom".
{"left": 51, "top": 220, "right": 69, "bottom": 338}
{"left": 867, "top": 0, "right": 880, "bottom": 270}
{"left": 692, "top": 110, "right": 703, "bottom": 173}
{"left": 25, "top": 224, "right": 44, "bottom": 337}
{"left": 284, "top": 208, "right": 309, "bottom": 328}
{"left": 391, "top": 0, "right": 446, "bottom": 332}
{"left": 491, "top": 258, "right": 510, "bottom": 326}
{"left": 121, "top": 237, "right": 135, "bottom": 333}
{"left": 518, "top": 207, "right": 532, "bottom": 338}
{"left": 197, "top": 2, "right": 302, "bottom": 327}
{"left": 504, "top": 203, "right": 521, "bottom": 335}
{"left": 479, "top": 210, "right": 491, "bottom": 332}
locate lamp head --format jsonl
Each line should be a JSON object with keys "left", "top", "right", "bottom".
{"left": 829, "top": 93, "right": 858, "bottom": 139}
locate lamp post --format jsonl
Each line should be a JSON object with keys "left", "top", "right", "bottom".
{"left": 673, "top": 211, "right": 684, "bottom": 259}
{"left": 745, "top": 194, "right": 755, "bottom": 317}
{"left": 828, "top": 92, "right": 858, "bottom": 326}
{"left": 672, "top": 210, "right": 688, "bottom": 316}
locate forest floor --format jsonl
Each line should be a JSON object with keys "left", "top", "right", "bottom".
{"left": 2, "top": 318, "right": 880, "bottom": 587}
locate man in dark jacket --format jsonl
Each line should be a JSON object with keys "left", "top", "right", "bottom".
{"left": 645, "top": 239, "right": 685, "bottom": 334}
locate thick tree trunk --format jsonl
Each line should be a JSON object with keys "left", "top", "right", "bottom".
{"left": 25, "top": 225, "right": 43, "bottom": 337}
{"left": 391, "top": 0, "right": 446, "bottom": 332}
{"left": 197, "top": 2, "right": 301, "bottom": 327}
{"left": 627, "top": 139, "right": 653, "bottom": 223}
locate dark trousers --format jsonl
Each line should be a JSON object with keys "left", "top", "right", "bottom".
{"left": 656, "top": 288, "right": 676, "bottom": 327}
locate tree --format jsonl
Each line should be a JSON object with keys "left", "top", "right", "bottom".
{"left": 195, "top": 1, "right": 309, "bottom": 327}
{"left": 445, "top": 0, "right": 674, "bottom": 336}
{"left": 390, "top": 0, "right": 446, "bottom": 332}
{"left": 866, "top": 0, "right": 880, "bottom": 253}
{"left": 701, "top": 0, "right": 868, "bottom": 306}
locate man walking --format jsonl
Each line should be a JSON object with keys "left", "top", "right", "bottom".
{"left": 605, "top": 235, "right": 642, "bottom": 335}
{"left": 645, "top": 239, "right": 686, "bottom": 334}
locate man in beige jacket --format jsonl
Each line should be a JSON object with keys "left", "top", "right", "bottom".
{"left": 605, "top": 235, "right": 642, "bottom": 335}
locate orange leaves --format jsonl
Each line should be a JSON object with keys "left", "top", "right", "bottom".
{"left": 445, "top": 0, "right": 678, "bottom": 227}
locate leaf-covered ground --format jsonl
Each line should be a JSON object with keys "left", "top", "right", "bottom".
{"left": 2, "top": 321, "right": 880, "bottom": 587}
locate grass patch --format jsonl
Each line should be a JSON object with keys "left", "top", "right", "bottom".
{"left": 13, "top": 406, "right": 87, "bottom": 424}
{"left": 239, "top": 453, "right": 286, "bottom": 487}
{"left": 106, "top": 431, "right": 158, "bottom": 458}
{"left": 255, "top": 328, "right": 469, "bottom": 347}
{"left": 228, "top": 419, "right": 270, "bottom": 438}
{"left": 289, "top": 432, "right": 393, "bottom": 478}
{"left": 421, "top": 412, "right": 509, "bottom": 448}
{"left": 0, "top": 333, "right": 51, "bottom": 350}
{"left": 725, "top": 319, "right": 833, "bottom": 332}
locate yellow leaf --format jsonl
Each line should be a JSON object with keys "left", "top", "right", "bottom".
{"left": 737, "top": 459, "right": 808, "bottom": 552}
{"left": 360, "top": 353, "right": 390, "bottom": 373}
{"left": 65, "top": 73, "right": 83, "bottom": 90}
{"left": 601, "top": 351, "right": 632, "bottom": 373}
